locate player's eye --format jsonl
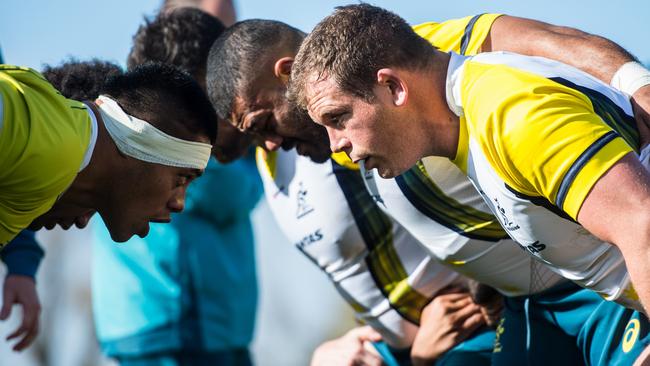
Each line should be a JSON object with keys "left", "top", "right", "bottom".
{"left": 330, "top": 113, "right": 347, "bottom": 127}
{"left": 176, "top": 175, "right": 191, "bottom": 187}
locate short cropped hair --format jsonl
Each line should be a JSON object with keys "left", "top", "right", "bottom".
{"left": 206, "top": 19, "right": 305, "bottom": 120}
{"left": 127, "top": 7, "right": 225, "bottom": 77}
{"left": 42, "top": 59, "right": 123, "bottom": 101}
{"left": 289, "top": 4, "right": 435, "bottom": 109}
{"left": 44, "top": 60, "right": 217, "bottom": 144}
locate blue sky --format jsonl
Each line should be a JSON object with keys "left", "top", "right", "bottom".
{"left": 2, "top": 0, "right": 649, "bottom": 69}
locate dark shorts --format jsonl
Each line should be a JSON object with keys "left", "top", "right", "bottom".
{"left": 492, "top": 281, "right": 650, "bottom": 366}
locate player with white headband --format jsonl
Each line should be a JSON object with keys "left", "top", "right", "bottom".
{"left": 0, "top": 62, "right": 216, "bottom": 246}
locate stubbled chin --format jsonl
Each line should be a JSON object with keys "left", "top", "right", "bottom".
{"left": 377, "top": 167, "right": 397, "bottom": 179}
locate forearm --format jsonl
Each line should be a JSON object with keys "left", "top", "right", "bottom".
{"left": 618, "top": 235, "right": 650, "bottom": 314}
{"left": 486, "top": 15, "right": 637, "bottom": 84}
{"left": 577, "top": 153, "right": 650, "bottom": 312}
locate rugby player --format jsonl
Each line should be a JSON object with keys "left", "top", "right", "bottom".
{"left": 0, "top": 62, "right": 217, "bottom": 246}
{"left": 290, "top": 4, "right": 650, "bottom": 364}
{"left": 92, "top": 8, "right": 261, "bottom": 365}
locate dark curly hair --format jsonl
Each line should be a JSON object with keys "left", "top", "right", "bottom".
{"left": 42, "top": 60, "right": 217, "bottom": 144}
{"left": 104, "top": 62, "right": 217, "bottom": 144}
{"left": 42, "top": 59, "right": 123, "bottom": 101}
{"left": 127, "top": 7, "right": 225, "bottom": 77}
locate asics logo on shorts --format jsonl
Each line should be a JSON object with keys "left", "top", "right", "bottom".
{"left": 622, "top": 319, "right": 640, "bottom": 353}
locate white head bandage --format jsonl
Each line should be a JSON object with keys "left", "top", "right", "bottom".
{"left": 96, "top": 95, "right": 212, "bottom": 169}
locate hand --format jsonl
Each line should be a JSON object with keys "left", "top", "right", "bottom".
{"left": 0, "top": 275, "right": 41, "bottom": 351}
{"left": 632, "top": 85, "right": 650, "bottom": 148}
{"left": 411, "top": 292, "right": 485, "bottom": 366}
{"left": 311, "top": 326, "right": 385, "bottom": 366}
{"left": 467, "top": 281, "right": 504, "bottom": 327}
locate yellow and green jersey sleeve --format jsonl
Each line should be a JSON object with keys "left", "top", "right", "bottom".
{"left": 413, "top": 14, "right": 502, "bottom": 55}
{"left": 255, "top": 147, "right": 277, "bottom": 179}
{"left": 0, "top": 65, "right": 92, "bottom": 246}
{"left": 459, "top": 60, "right": 634, "bottom": 219}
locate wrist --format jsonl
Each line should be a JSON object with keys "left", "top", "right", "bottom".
{"left": 410, "top": 345, "right": 442, "bottom": 365}
{"left": 611, "top": 61, "right": 650, "bottom": 97}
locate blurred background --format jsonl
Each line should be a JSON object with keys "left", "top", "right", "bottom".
{"left": 0, "top": 1, "right": 648, "bottom": 365}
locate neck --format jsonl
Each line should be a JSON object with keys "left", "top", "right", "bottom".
{"left": 415, "top": 51, "right": 460, "bottom": 159}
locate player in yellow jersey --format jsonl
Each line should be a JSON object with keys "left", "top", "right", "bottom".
{"left": 291, "top": 4, "right": 650, "bottom": 364}
{"left": 0, "top": 62, "right": 217, "bottom": 247}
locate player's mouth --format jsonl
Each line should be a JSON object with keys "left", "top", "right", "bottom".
{"left": 150, "top": 217, "right": 171, "bottom": 224}
{"left": 356, "top": 156, "right": 373, "bottom": 170}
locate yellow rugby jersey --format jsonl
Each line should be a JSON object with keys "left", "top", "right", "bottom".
{"left": 256, "top": 148, "right": 461, "bottom": 348}
{"left": 0, "top": 65, "right": 92, "bottom": 246}
{"left": 447, "top": 52, "right": 641, "bottom": 310}
{"left": 451, "top": 53, "right": 637, "bottom": 220}
{"left": 414, "top": 13, "right": 502, "bottom": 56}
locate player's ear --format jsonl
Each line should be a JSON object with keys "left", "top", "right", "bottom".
{"left": 274, "top": 57, "right": 294, "bottom": 85}
{"left": 377, "top": 68, "right": 408, "bottom": 107}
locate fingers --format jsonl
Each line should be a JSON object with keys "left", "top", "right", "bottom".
{"left": 6, "top": 301, "right": 39, "bottom": 344}
{"left": 355, "top": 351, "right": 385, "bottom": 366}
{"left": 350, "top": 326, "right": 383, "bottom": 343}
{"left": 481, "top": 298, "right": 504, "bottom": 327}
{"left": 361, "top": 341, "right": 386, "bottom": 366}
{"left": 11, "top": 317, "right": 39, "bottom": 351}
{"left": 446, "top": 312, "right": 485, "bottom": 346}
{"left": 450, "top": 301, "right": 482, "bottom": 323}
{"left": 0, "top": 283, "right": 16, "bottom": 320}
{"left": 2, "top": 276, "right": 41, "bottom": 351}
{"left": 421, "top": 293, "right": 474, "bottom": 324}
{"left": 311, "top": 331, "right": 385, "bottom": 366}
{"left": 432, "top": 293, "right": 474, "bottom": 312}
{"left": 462, "top": 310, "right": 486, "bottom": 332}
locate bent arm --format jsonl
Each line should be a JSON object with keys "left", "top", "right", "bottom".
{"left": 485, "top": 15, "right": 635, "bottom": 83}
{"left": 485, "top": 15, "right": 650, "bottom": 146}
{"left": 578, "top": 152, "right": 650, "bottom": 313}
